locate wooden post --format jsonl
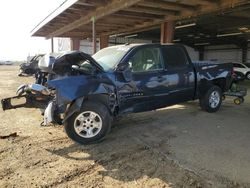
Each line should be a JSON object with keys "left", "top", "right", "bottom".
{"left": 160, "top": 21, "right": 174, "bottom": 44}
{"left": 51, "top": 38, "right": 54, "bottom": 53}
{"left": 100, "top": 35, "right": 109, "bottom": 49}
{"left": 92, "top": 16, "right": 96, "bottom": 54}
{"left": 71, "top": 38, "right": 80, "bottom": 51}
{"left": 199, "top": 47, "right": 205, "bottom": 61}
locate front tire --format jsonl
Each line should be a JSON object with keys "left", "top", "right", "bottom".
{"left": 64, "top": 101, "right": 111, "bottom": 144}
{"left": 199, "top": 85, "right": 222, "bottom": 113}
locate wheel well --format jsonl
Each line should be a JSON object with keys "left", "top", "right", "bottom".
{"left": 85, "top": 94, "right": 117, "bottom": 116}
{"left": 199, "top": 78, "right": 227, "bottom": 97}
{"left": 212, "top": 78, "right": 227, "bottom": 92}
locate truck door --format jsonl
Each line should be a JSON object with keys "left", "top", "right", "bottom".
{"left": 118, "top": 45, "right": 171, "bottom": 113}
{"left": 161, "top": 45, "right": 195, "bottom": 104}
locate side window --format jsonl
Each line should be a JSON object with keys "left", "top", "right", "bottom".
{"left": 239, "top": 64, "right": 245, "bottom": 68}
{"left": 233, "top": 63, "right": 244, "bottom": 68}
{"left": 162, "top": 46, "right": 189, "bottom": 69}
{"left": 233, "top": 64, "right": 240, "bottom": 68}
{"left": 128, "top": 47, "right": 163, "bottom": 72}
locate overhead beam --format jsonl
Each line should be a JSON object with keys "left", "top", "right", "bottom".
{"left": 46, "top": 0, "right": 142, "bottom": 39}
{"left": 31, "top": 0, "right": 78, "bottom": 36}
{"left": 103, "top": 0, "right": 246, "bottom": 37}
{"left": 124, "top": 6, "right": 178, "bottom": 16}
{"left": 138, "top": 0, "right": 197, "bottom": 12}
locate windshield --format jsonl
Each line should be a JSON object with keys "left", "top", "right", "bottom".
{"left": 92, "top": 46, "right": 130, "bottom": 71}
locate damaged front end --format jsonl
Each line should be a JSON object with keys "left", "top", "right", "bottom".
{"left": 42, "top": 74, "right": 117, "bottom": 126}
{"left": 1, "top": 84, "right": 52, "bottom": 111}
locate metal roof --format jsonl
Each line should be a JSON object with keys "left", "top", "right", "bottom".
{"left": 31, "top": 0, "right": 250, "bottom": 41}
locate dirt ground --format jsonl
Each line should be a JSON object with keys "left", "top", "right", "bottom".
{"left": 0, "top": 66, "right": 250, "bottom": 188}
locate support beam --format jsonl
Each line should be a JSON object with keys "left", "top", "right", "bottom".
{"left": 100, "top": 35, "right": 109, "bottom": 49}
{"left": 103, "top": 0, "right": 246, "bottom": 37}
{"left": 51, "top": 37, "right": 54, "bottom": 53}
{"left": 71, "top": 38, "right": 80, "bottom": 51}
{"left": 46, "top": 0, "right": 142, "bottom": 38}
{"left": 199, "top": 47, "right": 205, "bottom": 61}
{"left": 138, "top": 0, "right": 197, "bottom": 12}
{"left": 242, "top": 42, "right": 248, "bottom": 64}
{"left": 92, "top": 17, "right": 96, "bottom": 54}
{"left": 161, "top": 21, "right": 174, "bottom": 44}
{"left": 124, "top": 6, "right": 178, "bottom": 16}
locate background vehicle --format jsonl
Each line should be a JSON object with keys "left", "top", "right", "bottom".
{"left": 232, "top": 62, "right": 250, "bottom": 80}
{"left": 233, "top": 71, "right": 245, "bottom": 82}
{"left": 2, "top": 44, "right": 234, "bottom": 144}
{"left": 18, "top": 54, "right": 44, "bottom": 76}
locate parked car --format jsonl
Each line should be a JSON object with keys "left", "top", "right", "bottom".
{"left": 232, "top": 62, "right": 250, "bottom": 80}
{"left": 0, "top": 61, "right": 13, "bottom": 65}
{"left": 18, "top": 54, "right": 44, "bottom": 76}
{"left": 233, "top": 71, "right": 245, "bottom": 82}
{"left": 2, "top": 44, "right": 233, "bottom": 144}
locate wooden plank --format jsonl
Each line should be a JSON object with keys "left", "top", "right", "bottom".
{"left": 31, "top": 0, "right": 78, "bottom": 36}
{"left": 46, "top": 0, "right": 143, "bottom": 38}
{"left": 124, "top": 6, "right": 178, "bottom": 16}
{"left": 102, "top": 0, "right": 247, "bottom": 36}
{"left": 114, "top": 11, "right": 165, "bottom": 20}
{"left": 138, "top": 0, "right": 197, "bottom": 11}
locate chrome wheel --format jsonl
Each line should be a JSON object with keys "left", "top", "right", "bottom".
{"left": 209, "top": 91, "right": 220, "bottom": 108}
{"left": 74, "top": 111, "right": 102, "bottom": 138}
{"left": 247, "top": 73, "right": 250, "bottom": 80}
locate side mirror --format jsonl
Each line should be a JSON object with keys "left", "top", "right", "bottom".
{"left": 116, "top": 62, "right": 132, "bottom": 82}
{"left": 116, "top": 62, "right": 130, "bottom": 72}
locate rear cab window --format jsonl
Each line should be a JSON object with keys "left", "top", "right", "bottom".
{"left": 161, "top": 46, "right": 189, "bottom": 70}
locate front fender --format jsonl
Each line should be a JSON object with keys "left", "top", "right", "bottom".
{"left": 48, "top": 75, "right": 94, "bottom": 103}
{"left": 63, "top": 97, "right": 84, "bottom": 123}
{"left": 48, "top": 75, "right": 117, "bottom": 123}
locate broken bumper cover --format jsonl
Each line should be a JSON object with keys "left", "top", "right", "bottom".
{"left": 1, "top": 94, "right": 51, "bottom": 111}
{"left": 1, "top": 83, "right": 52, "bottom": 111}
{"left": 43, "top": 101, "right": 55, "bottom": 125}
{"left": 1, "top": 95, "right": 27, "bottom": 111}
{"left": 43, "top": 100, "right": 64, "bottom": 126}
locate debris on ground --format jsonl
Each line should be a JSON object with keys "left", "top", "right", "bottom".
{"left": 0, "top": 132, "right": 18, "bottom": 139}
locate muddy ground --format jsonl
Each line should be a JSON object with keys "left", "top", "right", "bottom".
{"left": 0, "top": 66, "right": 250, "bottom": 188}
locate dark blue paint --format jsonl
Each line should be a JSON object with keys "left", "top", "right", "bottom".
{"left": 48, "top": 44, "right": 233, "bottom": 117}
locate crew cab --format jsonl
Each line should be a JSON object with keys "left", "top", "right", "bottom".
{"left": 1, "top": 44, "right": 233, "bottom": 144}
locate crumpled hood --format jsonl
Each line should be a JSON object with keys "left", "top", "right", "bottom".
{"left": 48, "top": 75, "right": 93, "bottom": 102}
{"left": 48, "top": 75, "right": 115, "bottom": 103}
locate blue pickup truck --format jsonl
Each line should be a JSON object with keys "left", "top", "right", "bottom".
{"left": 2, "top": 44, "right": 233, "bottom": 144}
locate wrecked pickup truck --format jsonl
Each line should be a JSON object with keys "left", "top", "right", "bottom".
{"left": 1, "top": 44, "right": 234, "bottom": 144}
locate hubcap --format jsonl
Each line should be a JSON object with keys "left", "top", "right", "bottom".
{"left": 209, "top": 91, "right": 220, "bottom": 108}
{"left": 74, "top": 111, "right": 102, "bottom": 138}
{"left": 247, "top": 74, "right": 250, "bottom": 80}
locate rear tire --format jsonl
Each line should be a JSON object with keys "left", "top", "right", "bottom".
{"left": 246, "top": 72, "right": 250, "bottom": 80}
{"left": 64, "top": 101, "right": 111, "bottom": 144}
{"left": 199, "top": 85, "right": 222, "bottom": 113}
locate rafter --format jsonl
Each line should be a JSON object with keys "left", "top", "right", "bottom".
{"left": 102, "top": 0, "right": 247, "bottom": 37}
{"left": 124, "top": 6, "right": 178, "bottom": 16}
{"left": 138, "top": 0, "right": 197, "bottom": 12}
{"left": 45, "top": 0, "right": 142, "bottom": 39}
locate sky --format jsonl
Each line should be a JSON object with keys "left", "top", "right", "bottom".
{"left": 0, "top": 0, "right": 65, "bottom": 61}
